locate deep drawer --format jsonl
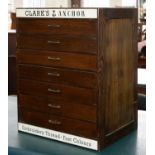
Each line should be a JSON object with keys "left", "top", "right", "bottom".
{"left": 17, "top": 18, "right": 98, "bottom": 36}
{"left": 18, "top": 79, "right": 97, "bottom": 105}
{"left": 16, "top": 50, "right": 97, "bottom": 71}
{"left": 17, "top": 34, "right": 97, "bottom": 54}
{"left": 17, "top": 65, "right": 97, "bottom": 89}
{"left": 19, "top": 108, "right": 97, "bottom": 138}
{"left": 18, "top": 94, "right": 97, "bottom": 122}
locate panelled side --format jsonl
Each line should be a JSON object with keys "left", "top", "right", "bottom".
{"left": 98, "top": 9, "right": 137, "bottom": 148}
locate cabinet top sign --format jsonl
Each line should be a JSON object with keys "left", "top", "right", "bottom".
{"left": 16, "top": 8, "right": 98, "bottom": 19}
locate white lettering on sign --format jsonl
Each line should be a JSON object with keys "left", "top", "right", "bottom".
{"left": 18, "top": 123, "right": 98, "bottom": 150}
{"left": 16, "top": 9, "right": 98, "bottom": 19}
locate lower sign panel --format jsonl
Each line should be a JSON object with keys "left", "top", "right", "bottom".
{"left": 18, "top": 122, "right": 98, "bottom": 150}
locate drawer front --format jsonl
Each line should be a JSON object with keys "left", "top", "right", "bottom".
{"left": 17, "top": 35, "right": 97, "bottom": 53}
{"left": 17, "top": 19, "right": 98, "bottom": 36}
{"left": 17, "top": 50, "right": 97, "bottom": 71}
{"left": 18, "top": 94, "right": 96, "bottom": 122}
{"left": 17, "top": 65, "right": 97, "bottom": 89}
{"left": 19, "top": 109, "right": 97, "bottom": 138}
{"left": 18, "top": 79, "right": 97, "bottom": 105}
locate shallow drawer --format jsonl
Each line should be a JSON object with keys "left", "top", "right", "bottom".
{"left": 19, "top": 108, "right": 97, "bottom": 138}
{"left": 17, "top": 65, "right": 97, "bottom": 89}
{"left": 17, "top": 18, "right": 98, "bottom": 36}
{"left": 18, "top": 79, "right": 97, "bottom": 106}
{"left": 17, "top": 34, "right": 97, "bottom": 54}
{"left": 17, "top": 50, "right": 97, "bottom": 71}
{"left": 18, "top": 94, "right": 97, "bottom": 122}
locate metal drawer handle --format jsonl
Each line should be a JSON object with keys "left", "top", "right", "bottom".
{"left": 48, "top": 24, "right": 61, "bottom": 28}
{"left": 48, "top": 120, "right": 61, "bottom": 125}
{"left": 48, "top": 72, "right": 60, "bottom": 77}
{"left": 47, "top": 56, "right": 61, "bottom": 61}
{"left": 47, "top": 40, "right": 61, "bottom": 44}
{"left": 48, "top": 104, "right": 61, "bottom": 109}
{"left": 48, "top": 88, "right": 61, "bottom": 93}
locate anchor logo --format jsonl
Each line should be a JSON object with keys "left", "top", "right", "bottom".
{"left": 52, "top": 10, "right": 56, "bottom": 17}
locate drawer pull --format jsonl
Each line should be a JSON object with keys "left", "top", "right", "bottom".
{"left": 48, "top": 120, "right": 61, "bottom": 125}
{"left": 48, "top": 88, "right": 61, "bottom": 93}
{"left": 48, "top": 24, "right": 61, "bottom": 28}
{"left": 48, "top": 56, "right": 61, "bottom": 61}
{"left": 47, "top": 40, "right": 61, "bottom": 44}
{"left": 48, "top": 104, "right": 61, "bottom": 109}
{"left": 48, "top": 72, "right": 60, "bottom": 77}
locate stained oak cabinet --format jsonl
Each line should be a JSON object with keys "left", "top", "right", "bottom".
{"left": 16, "top": 8, "right": 137, "bottom": 151}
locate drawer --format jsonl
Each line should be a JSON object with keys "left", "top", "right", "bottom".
{"left": 17, "top": 18, "right": 98, "bottom": 36}
{"left": 18, "top": 94, "right": 97, "bottom": 122}
{"left": 17, "top": 50, "right": 97, "bottom": 71}
{"left": 19, "top": 108, "right": 97, "bottom": 138}
{"left": 17, "top": 65, "right": 97, "bottom": 89}
{"left": 17, "top": 34, "right": 97, "bottom": 53}
{"left": 18, "top": 79, "right": 97, "bottom": 105}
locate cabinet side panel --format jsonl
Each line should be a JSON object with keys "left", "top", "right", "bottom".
{"left": 104, "top": 19, "right": 136, "bottom": 135}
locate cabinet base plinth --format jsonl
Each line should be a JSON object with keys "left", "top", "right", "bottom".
{"left": 18, "top": 122, "right": 98, "bottom": 150}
